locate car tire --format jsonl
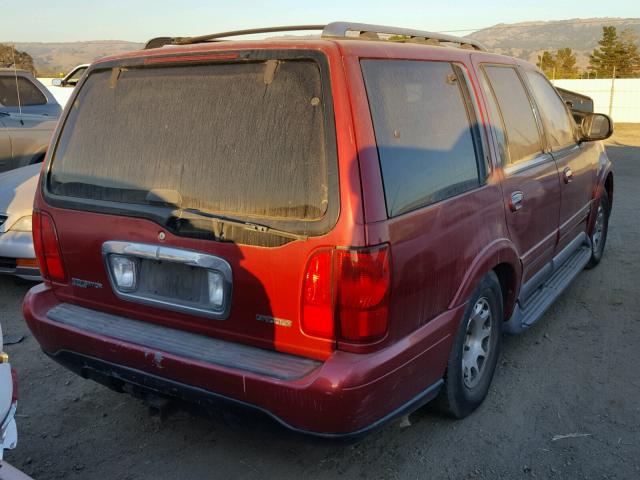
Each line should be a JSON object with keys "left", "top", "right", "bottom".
{"left": 436, "top": 271, "right": 503, "bottom": 419}
{"left": 586, "top": 190, "right": 610, "bottom": 269}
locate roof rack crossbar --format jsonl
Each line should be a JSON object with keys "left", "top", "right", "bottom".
{"left": 144, "top": 21, "right": 486, "bottom": 51}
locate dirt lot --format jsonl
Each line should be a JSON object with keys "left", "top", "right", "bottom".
{"left": 2, "top": 128, "right": 639, "bottom": 479}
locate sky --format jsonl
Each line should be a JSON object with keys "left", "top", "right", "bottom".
{"left": 2, "top": 0, "right": 639, "bottom": 42}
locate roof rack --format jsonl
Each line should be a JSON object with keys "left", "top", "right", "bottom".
{"left": 323, "top": 22, "right": 486, "bottom": 50}
{"left": 144, "top": 21, "right": 486, "bottom": 51}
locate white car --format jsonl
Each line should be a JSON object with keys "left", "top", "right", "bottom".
{"left": 0, "top": 322, "right": 17, "bottom": 461}
{"left": 0, "top": 163, "right": 40, "bottom": 280}
{"left": 46, "top": 64, "right": 89, "bottom": 108}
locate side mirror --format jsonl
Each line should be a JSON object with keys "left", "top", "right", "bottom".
{"left": 580, "top": 113, "right": 613, "bottom": 142}
{"left": 51, "top": 78, "right": 63, "bottom": 87}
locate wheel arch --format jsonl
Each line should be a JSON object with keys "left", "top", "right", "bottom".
{"left": 605, "top": 172, "right": 613, "bottom": 203}
{"left": 588, "top": 169, "right": 614, "bottom": 235}
{"left": 448, "top": 238, "right": 522, "bottom": 321}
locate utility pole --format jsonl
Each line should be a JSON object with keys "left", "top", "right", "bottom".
{"left": 608, "top": 65, "right": 616, "bottom": 118}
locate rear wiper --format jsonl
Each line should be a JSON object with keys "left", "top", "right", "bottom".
{"left": 172, "top": 207, "right": 308, "bottom": 241}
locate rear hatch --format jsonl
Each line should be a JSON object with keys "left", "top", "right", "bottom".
{"left": 40, "top": 48, "right": 342, "bottom": 360}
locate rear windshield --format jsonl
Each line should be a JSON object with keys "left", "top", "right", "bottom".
{"left": 49, "top": 59, "right": 330, "bottom": 222}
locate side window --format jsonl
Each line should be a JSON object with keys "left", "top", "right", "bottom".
{"left": 483, "top": 65, "right": 543, "bottom": 165}
{"left": 525, "top": 71, "right": 576, "bottom": 149}
{"left": 66, "top": 66, "right": 88, "bottom": 85}
{"left": 0, "top": 77, "right": 47, "bottom": 107}
{"left": 478, "top": 72, "right": 509, "bottom": 166}
{"left": 361, "top": 60, "right": 482, "bottom": 217}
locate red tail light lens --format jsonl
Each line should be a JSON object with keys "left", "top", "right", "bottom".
{"left": 336, "top": 245, "right": 391, "bottom": 342}
{"left": 33, "top": 210, "right": 67, "bottom": 283}
{"left": 301, "top": 244, "right": 391, "bottom": 343}
{"left": 301, "top": 250, "right": 335, "bottom": 339}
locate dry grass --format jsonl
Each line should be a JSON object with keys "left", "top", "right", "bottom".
{"left": 608, "top": 123, "right": 640, "bottom": 147}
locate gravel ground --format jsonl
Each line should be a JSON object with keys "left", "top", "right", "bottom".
{"left": 1, "top": 128, "right": 639, "bottom": 480}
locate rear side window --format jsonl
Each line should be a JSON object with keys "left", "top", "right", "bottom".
{"left": 49, "top": 60, "right": 332, "bottom": 223}
{"left": 0, "top": 76, "right": 47, "bottom": 106}
{"left": 525, "top": 71, "right": 575, "bottom": 149}
{"left": 483, "top": 65, "right": 542, "bottom": 165}
{"left": 478, "top": 72, "right": 509, "bottom": 166}
{"left": 361, "top": 60, "right": 482, "bottom": 217}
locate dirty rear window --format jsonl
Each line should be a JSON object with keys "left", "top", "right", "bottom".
{"left": 49, "top": 60, "right": 330, "bottom": 221}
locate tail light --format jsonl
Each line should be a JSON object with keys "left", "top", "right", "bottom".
{"left": 301, "top": 244, "right": 391, "bottom": 344}
{"left": 336, "top": 245, "right": 391, "bottom": 341}
{"left": 301, "top": 250, "right": 335, "bottom": 338}
{"left": 33, "top": 210, "right": 67, "bottom": 283}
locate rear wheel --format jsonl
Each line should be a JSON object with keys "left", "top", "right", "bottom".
{"left": 586, "top": 190, "right": 610, "bottom": 269}
{"left": 436, "top": 272, "right": 503, "bottom": 418}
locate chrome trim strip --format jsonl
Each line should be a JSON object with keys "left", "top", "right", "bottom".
{"left": 559, "top": 202, "right": 591, "bottom": 234}
{"left": 102, "top": 241, "right": 233, "bottom": 320}
{"left": 551, "top": 143, "right": 580, "bottom": 160}
{"left": 504, "top": 153, "right": 555, "bottom": 176}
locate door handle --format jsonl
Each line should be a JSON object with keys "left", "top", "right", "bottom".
{"left": 509, "top": 191, "right": 524, "bottom": 212}
{"left": 563, "top": 167, "right": 573, "bottom": 184}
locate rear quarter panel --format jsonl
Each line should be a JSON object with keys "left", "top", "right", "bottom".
{"left": 341, "top": 43, "right": 518, "bottom": 344}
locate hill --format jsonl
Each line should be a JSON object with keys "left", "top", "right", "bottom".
{"left": 2, "top": 40, "right": 143, "bottom": 76}
{"left": 3, "top": 18, "right": 640, "bottom": 76}
{"left": 468, "top": 17, "right": 640, "bottom": 72}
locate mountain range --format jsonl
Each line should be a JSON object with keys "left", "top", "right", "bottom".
{"left": 468, "top": 17, "right": 640, "bottom": 71}
{"left": 3, "top": 17, "right": 640, "bottom": 75}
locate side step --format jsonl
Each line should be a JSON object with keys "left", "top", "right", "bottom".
{"left": 505, "top": 245, "right": 591, "bottom": 334}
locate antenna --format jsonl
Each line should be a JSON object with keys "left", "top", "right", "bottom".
{"left": 10, "top": 45, "right": 23, "bottom": 119}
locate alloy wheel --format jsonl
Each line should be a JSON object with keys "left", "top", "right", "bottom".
{"left": 462, "top": 297, "right": 493, "bottom": 389}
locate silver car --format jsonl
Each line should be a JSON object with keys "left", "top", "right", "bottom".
{"left": 1, "top": 69, "right": 61, "bottom": 173}
{"left": 0, "top": 163, "right": 39, "bottom": 280}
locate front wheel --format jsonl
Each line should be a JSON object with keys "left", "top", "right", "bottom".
{"left": 586, "top": 190, "right": 610, "bottom": 269}
{"left": 436, "top": 272, "right": 503, "bottom": 418}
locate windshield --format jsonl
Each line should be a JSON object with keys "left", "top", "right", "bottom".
{"left": 48, "top": 59, "right": 332, "bottom": 222}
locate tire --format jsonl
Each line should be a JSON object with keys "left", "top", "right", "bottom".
{"left": 586, "top": 190, "right": 610, "bottom": 269}
{"left": 436, "top": 272, "right": 503, "bottom": 419}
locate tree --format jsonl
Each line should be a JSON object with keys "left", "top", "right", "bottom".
{"left": 618, "top": 28, "right": 640, "bottom": 77}
{"left": 555, "top": 48, "right": 579, "bottom": 79}
{"left": 588, "top": 26, "right": 619, "bottom": 77}
{"left": 537, "top": 51, "right": 555, "bottom": 77}
{"left": 588, "top": 26, "right": 640, "bottom": 78}
{"left": 0, "top": 44, "right": 36, "bottom": 75}
{"left": 537, "top": 49, "right": 579, "bottom": 79}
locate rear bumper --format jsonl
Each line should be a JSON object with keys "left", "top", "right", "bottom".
{"left": 23, "top": 283, "right": 462, "bottom": 436}
{"left": 47, "top": 350, "right": 442, "bottom": 439}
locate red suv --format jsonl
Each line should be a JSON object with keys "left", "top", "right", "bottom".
{"left": 23, "top": 22, "right": 613, "bottom": 438}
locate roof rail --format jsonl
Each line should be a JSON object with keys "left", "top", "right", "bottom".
{"left": 146, "top": 25, "right": 326, "bottom": 49}
{"left": 144, "top": 22, "right": 486, "bottom": 51}
{"left": 322, "top": 22, "right": 486, "bottom": 51}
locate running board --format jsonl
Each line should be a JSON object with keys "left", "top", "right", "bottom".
{"left": 505, "top": 245, "right": 591, "bottom": 334}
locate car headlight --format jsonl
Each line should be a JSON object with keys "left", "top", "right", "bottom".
{"left": 9, "top": 215, "right": 32, "bottom": 232}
